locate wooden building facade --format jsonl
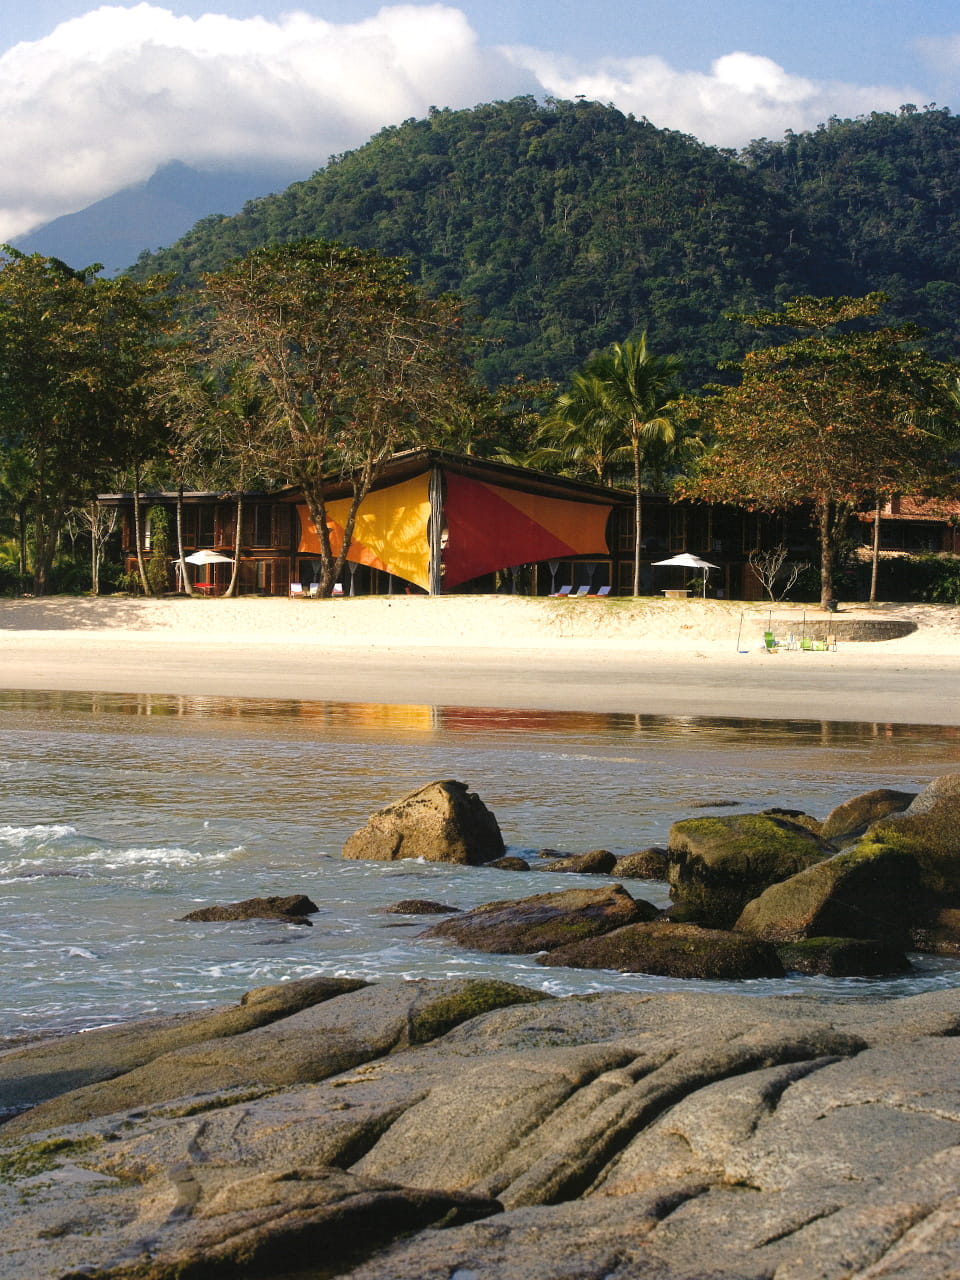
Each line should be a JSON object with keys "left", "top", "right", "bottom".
{"left": 101, "top": 449, "right": 959, "bottom": 600}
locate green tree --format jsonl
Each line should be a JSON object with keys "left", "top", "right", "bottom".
{"left": 681, "top": 294, "right": 958, "bottom": 606}
{"left": 201, "top": 239, "right": 468, "bottom": 595}
{"left": 0, "top": 249, "right": 173, "bottom": 593}
{"left": 540, "top": 335, "right": 684, "bottom": 593}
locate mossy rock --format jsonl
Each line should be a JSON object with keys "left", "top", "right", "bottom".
{"left": 614, "top": 848, "right": 669, "bottom": 880}
{"left": 759, "top": 807, "right": 824, "bottom": 836}
{"left": 774, "top": 936, "right": 911, "bottom": 976}
{"left": 488, "top": 856, "right": 531, "bottom": 871}
{"left": 542, "top": 849, "right": 616, "bottom": 874}
{"left": 539, "top": 921, "right": 784, "bottom": 980}
{"left": 419, "top": 884, "right": 656, "bottom": 954}
{"left": 735, "top": 842, "right": 922, "bottom": 946}
{"left": 866, "top": 776, "right": 960, "bottom": 900}
{"left": 407, "top": 981, "right": 551, "bottom": 1043}
{"left": 668, "top": 813, "right": 834, "bottom": 929}
{"left": 820, "top": 789, "right": 916, "bottom": 842}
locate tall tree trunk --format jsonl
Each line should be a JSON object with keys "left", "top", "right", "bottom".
{"left": 131, "top": 463, "right": 151, "bottom": 595}
{"left": 224, "top": 494, "right": 243, "bottom": 597}
{"left": 819, "top": 501, "right": 835, "bottom": 609}
{"left": 175, "top": 486, "right": 195, "bottom": 596}
{"left": 18, "top": 498, "right": 28, "bottom": 582}
{"left": 90, "top": 500, "right": 99, "bottom": 595}
{"left": 632, "top": 435, "right": 642, "bottom": 596}
{"left": 869, "top": 498, "right": 881, "bottom": 603}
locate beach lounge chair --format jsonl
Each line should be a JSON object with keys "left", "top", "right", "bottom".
{"left": 591, "top": 585, "right": 612, "bottom": 597}
{"left": 308, "top": 583, "right": 319, "bottom": 597}
{"left": 573, "top": 585, "right": 590, "bottom": 596}
{"left": 289, "top": 582, "right": 303, "bottom": 598}
{"left": 549, "top": 585, "right": 573, "bottom": 597}
{"left": 763, "top": 631, "right": 777, "bottom": 651}
{"left": 332, "top": 582, "right": 344, "bottom": 596}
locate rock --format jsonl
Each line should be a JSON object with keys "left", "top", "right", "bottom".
{"left": 775, "top": 936, "right": 912, "bottom": 976}
{"left": 180, "top": 894, "right": 319, "bottom": 924}
{"left": 540, "top": 849, "right": 616, "bottom": 874}
{"left": 379, "top": 900, "right": 461, "bottom": 914}
{"left": 5, "top": 981, "right": 960, "bottom": 1280}
{"left": 820, "top": 788, "right": 916, "bottom": 841}
{"left": 0, "top": 975, "right": 367, "bottom": 1121}
{"left": 539, "top": 921, "right": 785, "bottom": 980}
{"left": 759, "top": 806, "right": 825, "bottom": 836}
{"left": 342, "top": 780, "right": 505, "bottom": 865}
{"left": 865, "top": 773, "right": 960, "bottom": 901}
{"left": 911, "top": 907, "right": 960, "bottom": 956}
{"left": 735, "top": 843, "right": 922, "bottom": 946}
{"left": 419, "top": 885, "right": 654, "bottom": 954}
{"left": 488, "top": 856, "right": 531, "bottom": 871}
{"left": 667, "top": 813, "right": 834, "bottom": 929}
{"left": 614, "top": 847, "right": 669, "bottom": 879}
{"left": 3, "top": 979, "right": 543, "bottom": 1139}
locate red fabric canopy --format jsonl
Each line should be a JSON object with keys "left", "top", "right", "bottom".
{"left": 442, "top": 471, "right": 612, "bottom": 589}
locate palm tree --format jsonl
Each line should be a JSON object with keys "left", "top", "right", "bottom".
{"left": 597, "top": 337, "right": 683, "bottom": 594}
{"left": 531, "top": 371, "right": 626, "bottom": 485}
{"left": 543, "top": 335, "right": 683, "bottom": 594}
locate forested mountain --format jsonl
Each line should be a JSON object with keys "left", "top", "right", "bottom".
{"left": 130, "top": 97, "right": 960, "bottom": 388}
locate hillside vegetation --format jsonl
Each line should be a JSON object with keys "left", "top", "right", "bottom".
{"left": 131, "top": 97, "right": 960, "bottom": 387}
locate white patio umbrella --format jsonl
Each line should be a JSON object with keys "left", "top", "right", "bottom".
{"left": 182, "top": 548, "right": 234, "bottom": 595}
{"left": 653, "top": 552, "right": 719, "bottom": 597}
{"left": 183, "top": 549, "right": 234, "bottom": 565}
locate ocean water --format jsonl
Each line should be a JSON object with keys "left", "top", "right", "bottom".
{"left": 2, "top": 688, "right": 960, "bottom": 1042}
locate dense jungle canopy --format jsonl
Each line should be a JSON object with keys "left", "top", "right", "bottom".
{"left": 130, "top": 97, "right": 960, "bottom": 388}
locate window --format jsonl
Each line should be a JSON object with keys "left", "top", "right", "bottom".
{"left": 196, "top": 506, "right": 216, "bottom": 548}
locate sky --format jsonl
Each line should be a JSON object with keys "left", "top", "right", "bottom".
{"left": 3, "top": 1, "right": 960, "bottom": 243}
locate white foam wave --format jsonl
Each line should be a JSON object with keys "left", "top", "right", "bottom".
{"left": 0, "top": 823, "right": 79, "bottom": 849}
{"left": 89, "top": 846, "right": 232, "bottom": 869}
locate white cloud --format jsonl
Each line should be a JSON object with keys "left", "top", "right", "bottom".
{"left": 507, "top": 46, "right": 919, "bottom": 148}
{"left": 0, "top": 3, "right": 534, "bottom": 240}
{"left": 0, "top": 3, "right": 928, "bottom": 242}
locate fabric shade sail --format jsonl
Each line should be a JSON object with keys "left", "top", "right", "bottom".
{"left": 296, "top": 464, "right": 614, "bottom": 592}
{"left": 441, "top": 471, "right": 613, "bottom": 589}
{"left": 296, "top": 472, "right": 432, "bottom": 590}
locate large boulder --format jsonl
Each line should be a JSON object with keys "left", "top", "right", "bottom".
{"left": 419, "top": 884, "right": 655, "bottom": 954}
{"left": 865, "top": 773, "right": 960, "bottom": 901}
{"left": 734, "top": 843, "right": 922, "bottom": 946}
{"left": 539, "top": 921, "right": 784, "bottom": 980}
{"left": 667, "top": 813, "right": 834, "bottom": 929}
{"left": 820, "top": 788, "right": 916, "bottom": 842}
{"left": 342, "top": 780, "right": 505, "bottom": 865}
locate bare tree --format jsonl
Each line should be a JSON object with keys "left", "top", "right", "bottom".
{"left": 748, "top": 544, "right": 807, "bottom": 601}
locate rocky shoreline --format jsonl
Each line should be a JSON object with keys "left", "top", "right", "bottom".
{"left": 4, "top": 773, "right": 960, "bottom": 1278}
{"left": 2, "top": 976, "right": 959, "bottom": 1279}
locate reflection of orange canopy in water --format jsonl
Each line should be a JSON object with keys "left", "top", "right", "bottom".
{"left": 297, "top": 473, "right": 432, "bottom": 589}
{"left": 442, "top": 472, "right": 611, "bottom": 589}
{"left": 296, "top": 461, "right": 613, "bottom": 591}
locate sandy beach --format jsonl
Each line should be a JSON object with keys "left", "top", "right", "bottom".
{"left": 1, "top": 593, "right": 958, "bottom": 725}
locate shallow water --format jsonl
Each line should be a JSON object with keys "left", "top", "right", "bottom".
{"left": 2, "top": 688, "right": 959, "bottom": 1041}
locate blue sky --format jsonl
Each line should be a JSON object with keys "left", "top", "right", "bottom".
{"left": 3, "top": 1, "right": 959, "bottom": 241}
